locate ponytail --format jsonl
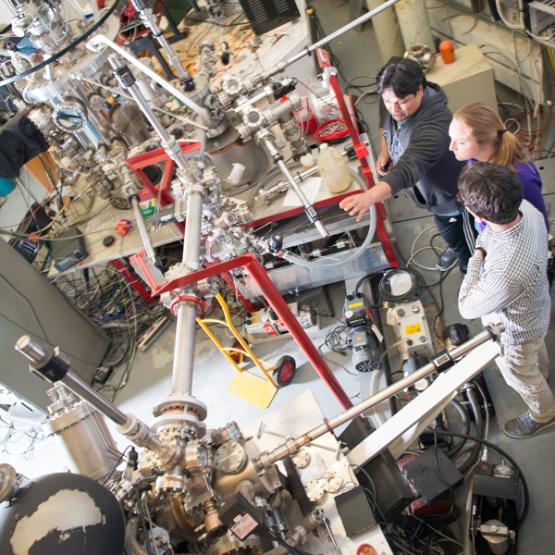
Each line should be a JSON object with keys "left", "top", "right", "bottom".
{"left": 453, "top": 103, "right": 528, "bottom": 168}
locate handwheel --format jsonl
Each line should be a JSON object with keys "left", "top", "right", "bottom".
{"left": 274, "top": 355, "right": 297, "bottom": 386}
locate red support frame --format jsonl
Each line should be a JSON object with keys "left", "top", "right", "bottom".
{"left": 316, "top": 48, "right": 398, "bottom": 268}
{"left": 126, "top": 142, "right": 202, "bottom": 234}
{"left": 153, "top": 253, "right": 353, "bottom": 409}
{"left": 110, "top": 258, "right": 158, "bottom": 304}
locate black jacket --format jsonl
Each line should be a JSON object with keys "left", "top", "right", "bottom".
{"left": 381, "top": 83, "right": 465, "bottom": 216}
{"left": 0, "top": 113, "right": 48, "bottom": 178}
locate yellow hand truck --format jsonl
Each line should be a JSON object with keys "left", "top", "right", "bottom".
{"left": 196, "top": 293, "right": 297, "bottom": 409}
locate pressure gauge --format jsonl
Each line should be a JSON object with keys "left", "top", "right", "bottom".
{"left": 52, "top": 98, "right": 87, "bottom": 132}
{"left": 214, "top": 441, "right": 247, "bottom": 475}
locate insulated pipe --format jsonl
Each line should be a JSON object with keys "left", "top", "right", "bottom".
{"left": 87, "top": 35, "right": 211, "bottom": 125}
{"left": 258, "top": 326, "right": 502, "bottom": 467}
{"left": 171, "top": 191, "right": 203, "bottom": 396}
{"left": 365, "top": 0, "right": 405, "bottom": 62}
{"left": 394, "top": 0, "right": 434, "bottom": 52}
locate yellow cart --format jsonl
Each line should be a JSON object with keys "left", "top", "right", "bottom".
{"left": 196, "top": 293, "right": 297, "bottom": 409}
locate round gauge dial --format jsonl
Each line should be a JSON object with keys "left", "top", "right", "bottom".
{"left": 53, "top": 99, "right": 87, "bottom": 132}
{"left": 213, "top": 441, "right": 247, "bottom": 475}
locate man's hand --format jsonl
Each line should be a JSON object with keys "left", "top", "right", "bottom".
{"left": 339, "top": 190, "right": 375, "bottom": 221}
{"left": 474, "top": 247, "right": 486, "bottom": 259}
{"left": 339, "top": 181, "right": 393, "bottom": 221}
{"left": 377, "top": 151, "right": 391, "bottom": 176}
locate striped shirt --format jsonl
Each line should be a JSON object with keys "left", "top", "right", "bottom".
{"left": 458, "top": 201, "right": 550, "bottom": 346}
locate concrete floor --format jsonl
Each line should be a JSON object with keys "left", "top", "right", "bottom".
{"left": 3, "top": 1, "right": 555, "bottom": 553}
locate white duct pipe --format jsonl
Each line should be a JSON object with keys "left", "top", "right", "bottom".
{"left": 394, "top": 0, "right": 434, "bottom": 52}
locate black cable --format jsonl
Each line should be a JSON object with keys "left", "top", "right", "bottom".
{"left": 377, "top": 268, "right": 425, "bottom": 303}
{"left": 435, "top": 431, "right": 530, "bottom": 525}
{"left": 445, "top": 398, "right": 470, "bottom": 458}
{"left": 0, "top": 0, "right": 123, "bottom": 87}
{"left": 458, "top": 385, "right": 484, "bottom": 474}
{"left": 101, "top": 445, "right": 132, "bottom": 484}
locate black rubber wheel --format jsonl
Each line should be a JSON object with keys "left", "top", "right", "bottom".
{"left": 274, "top": 355, "right": 296, "bottom": 386}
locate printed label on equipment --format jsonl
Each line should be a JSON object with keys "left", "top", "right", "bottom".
{"left": 263, "top": 321, "right": 279, "bottom": 336}
{"left": 347, "top": 301, "right": 364, "bottom": 309}
{"left": 405, "top": 323, "right": 422, "bottom": 335}
{"left": 231, "top": 513, "right": 258, "bottom": 540}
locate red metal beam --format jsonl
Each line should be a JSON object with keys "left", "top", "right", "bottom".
{"left": 153, "top": 254, "right": 353, "bottom": 409}
{"left": 316, "top": 48, "right": 398, "bottom": 268}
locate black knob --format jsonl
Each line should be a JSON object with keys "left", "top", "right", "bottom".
{"left": 182, "top": 76, "right": 195, "bottom": 92}
{"left": 269, "top": 234, "right": 283, "bottom": 253}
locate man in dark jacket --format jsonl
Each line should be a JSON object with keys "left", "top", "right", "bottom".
{"left": 340, "top": 57, "right": 474, "bottom": 271}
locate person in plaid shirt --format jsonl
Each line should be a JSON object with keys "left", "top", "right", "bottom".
{"left": 457, "top": 162, "right": 555, "bottom": 438}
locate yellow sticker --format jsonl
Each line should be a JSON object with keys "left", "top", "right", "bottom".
{"left": 405, "top": 323, "right": 421, "bottom": 334}
{"left": 348, "top": 301, "right": 364, "bottom": 309}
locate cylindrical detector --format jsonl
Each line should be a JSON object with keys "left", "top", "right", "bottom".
{"left": 47, "top": 384, "right": 122, "bottom": 482}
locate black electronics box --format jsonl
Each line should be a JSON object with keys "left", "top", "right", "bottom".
{"left": 334, "top": 485, "right": 376, "bottom": 537}
{"left": 238, "top": 0, "right": 300, "bottom": 35}
{"left": 338, "top": 417, "right": 413, "bottom": 521}
{"left": 51, "top": 225, "right": 89, "bottom": 272}
{"left": 402, "top": 448, "right": 463, "bottom": 505}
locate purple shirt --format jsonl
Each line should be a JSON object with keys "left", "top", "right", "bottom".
{"left": 471, "top": 160, "right": 549, "bottom": 232}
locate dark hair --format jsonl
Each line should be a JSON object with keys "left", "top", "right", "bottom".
{"left": 457, "top": 162, "right": 522, "bottom": 224}
{"left": 376, "top": 57, "right": 426, "bottom": 97}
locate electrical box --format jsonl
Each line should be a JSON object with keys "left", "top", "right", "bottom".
{"left": 425, "top": 44, "right": 497, "bottom": 112}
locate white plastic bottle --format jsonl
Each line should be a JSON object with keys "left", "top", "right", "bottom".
{"left": 317, "top": 143, "right": 352, "bottom": 194}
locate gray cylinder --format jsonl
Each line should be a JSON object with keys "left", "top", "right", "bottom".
{"left": 366, "top": 0, "right": 405, "bottom": 63}
{"left": 394, "top": 0, "right": 434, "bottom": 52}
{"left": 47, "top": 384, "right": 122, "bottom": 481}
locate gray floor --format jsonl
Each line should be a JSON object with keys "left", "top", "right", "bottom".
{"left": 320, "top": 3, "right": 555, "bottom": 553}
{"left": 3, "top": 2, "right": 555, "bottom": 553}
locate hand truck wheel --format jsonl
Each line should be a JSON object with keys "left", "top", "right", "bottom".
{"left": 273, "top": 355, "right": 296, "bottom": 387}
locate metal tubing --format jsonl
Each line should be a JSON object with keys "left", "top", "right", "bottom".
{"left": 171, "top": 304, "right": 198, "bottom": 396}
{"left": 129, "top": 195, "right": 157, "bottom": 264}
{"left": 274, "top": 0, "right": 401, "bottom": 76}
{"left": 259, "top": 327, "right": 500, "bottom": 466}
{"left": 154, "top": 33, "right": 190, "bottom": 81}
{"left": 61, "top": 372, "right": 129, "bottom": 425}
{"left": 177, "top": 196, "right": 203, "bottom": 377}
{"left": 130, "top": 0, "right": 191, "bottom": 81}
{"left": 244, "top": 256, "right": 352, "bottom": 409}
{"left": 276, "top": 159, "right": 328, "bottom": 238}
{"left": 87, "top": 35, "right": 211, "bottom": 124}
{"left": 171, "top": 191, "right": 203, "bottom": 396}
{"left": 16, "top": 335, "right": 164, "bottom": 453}
{"left": 276, "top": 160, "right": 315, "bottom": 212}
